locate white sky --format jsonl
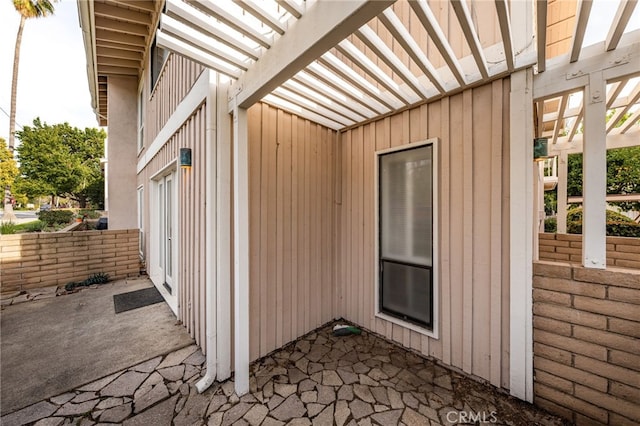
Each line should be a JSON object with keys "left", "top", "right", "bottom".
{"left": 0, "top": 0, "right": 99, "bottom": 145}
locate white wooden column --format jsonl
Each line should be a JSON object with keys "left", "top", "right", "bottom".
{"left": 509, "top": 68, "right": 534, "bottom": 402}
{"left": 232, "top": 100, "right": 250, "bottom": 395}
{"left": 582, "top": 72, "right": 607, "bottom": 268}
{"left": 557, "top": 151, "right": 568, "bottom": 233}
{"left": 216, "top": 79, "right": 232, "bottom": 381}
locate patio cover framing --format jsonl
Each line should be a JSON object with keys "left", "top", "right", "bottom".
{"left": 80, "top": 0, "right": 640, "bottom": 402}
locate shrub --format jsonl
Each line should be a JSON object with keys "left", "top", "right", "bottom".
{"left": 544, "top": 218, "right": 557, "bottom": 233}
{"left": 0, "top": 222, "right": 17, "bottom": 234}
{"left": 37, "top": 210, "right": 74, "bottom": 226}
{"left": 78, "top": 209, "right": 102, "bottom": 219}
{"left": 65, "top": 272, "right": 110, "bottom": 291}
{"left": 566, "top": 207, "right": 634, "bottom": 223}
{"left": 24, "top": 220, "right": 45, "bottom": 232}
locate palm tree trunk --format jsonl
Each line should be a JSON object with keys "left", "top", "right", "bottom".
{"left": 2, "top": 15, "right": 26, "bottom": 223}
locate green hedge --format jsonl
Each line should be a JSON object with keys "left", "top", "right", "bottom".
{"left": 544, "top": 217, "right": 640, "bottom": 237}
{"left": 37, "top": 210, "right": 74, "bottom": 226}
{"left": 78, "top": 209, "right": 102, "bottom": 219}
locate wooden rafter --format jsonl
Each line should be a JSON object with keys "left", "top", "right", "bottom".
{"left": 161, "top": 15, "right": 250, "bottom": 70}
{"left": 354, "top": 25, "right": 430, "bottom": 100}
{"left": 551, "top": 94, "right": 568, "bottom": 143}
{"left": 451, "top": 0, "right": 489, "bottom": 79}
{"left": 606, "top": 0, "right": 638, "bottom": 51}
{"left": 187, "top": 0, "right": 272, "bottom": 48}
{"left": 157, "top": 31, "right": 242, "bottom": 78}
{"left": 377, "top": 9, "right": 446, "bottom": 93}
{"left": 569, "top": 0, "right": 593, "bottom": 63}
{"left": 494, "top": 0, "right": 514, "bottom": 71}
{"left": 281, "top": 80, "right": 367, "bottom": 123}
{"left": 272, "top": 86, "right": 355, "bottom": 126}
{"left": 233, "top": 0, "right": 286, "bottom": 35}
{"left": 336, "top": 40, "right": 415, "bottom": 105}
{"left": 291, "top": 72, "right": 376, "bottom": 119}
{"left": 94, "top": 2, "right": 151, "bottom": 26}
{"left": 95, "top": 16, "right": 149, "bottom": 37}
{"left": 165, "top": 0, "right": 259, "bottom": 60}
{"left": 408, "top": 0, "right": 466, "bottom": 87}
{"left": 275, "top": 0, "right": 303, "bottom": 19}
{"left": 606, "top": 81, "right": 640, "bottom": 132}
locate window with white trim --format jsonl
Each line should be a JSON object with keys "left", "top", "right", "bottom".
{"left": 378, "top": 142, "right": 435, "bottom": 330}
{"left": 150, "top": 36, "right": 169, "bottom": 91}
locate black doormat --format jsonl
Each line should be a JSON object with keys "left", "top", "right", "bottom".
{"left": 113, "top": 287, "right": 164, "bottom": 314}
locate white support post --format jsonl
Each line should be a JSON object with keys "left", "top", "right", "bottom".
{"left": 216, "top": 78, "right": 232, "bottom": 381}
{"left": 232, "top": 100, "right": 250, "bottom": 395}
{"left": 582, "top": 72, "right": 607, "bottom": 269}
{"left": 534, "top": 161, "right": 544, "bottom": 258}
{"left": 557, "top": 151, "right": 568, "bottom": 234}
{"left": 509, "top": 69, "right": 534, "bottom": 403}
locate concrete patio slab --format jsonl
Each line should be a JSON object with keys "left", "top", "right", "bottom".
{"left": 1, "top": 321, "right": 570, "bottom": 425}
{"left": 0, "top": 277, "right": 193, "bottom": 416}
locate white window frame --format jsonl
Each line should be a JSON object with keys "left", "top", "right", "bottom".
{"left": 374, "top": 138, "right": 439, "bottom": 339}
{"left": 137, "top": 185, "right": 144, "bottom": 256}
{"left": 137, "top": 79, "right": 145, "bottom": 153}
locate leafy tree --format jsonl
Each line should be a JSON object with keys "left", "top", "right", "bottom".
{"left": 567, "top": 146, "right": 640, "bottom": 212}
{"left": 5, "top": 0, "right": 56, "bottom": 221}
{"left": 16, "top": 119, "right": 106, "bottom": 208}
{"left": 0, "top": 138, "right": 19, "bottom": 196}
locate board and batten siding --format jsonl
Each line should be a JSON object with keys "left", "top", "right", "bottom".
{"left": 142, "top": 54, "right": 204, "bottom": 145}
{"left": 247, "top": 103, "right": 338, "bottom": 361}
{"left": 138, "top": 103, "right": 209, "bottom": 348}
{"left": 336, "top": 78, "right": 512, "bottom": 389}
{"left": 137, "top": 51, "right": 209, "bottom": 349}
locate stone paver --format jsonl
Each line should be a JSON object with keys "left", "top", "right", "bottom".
{"left": 1, "top": 322, "right": 569, "bottom": 426}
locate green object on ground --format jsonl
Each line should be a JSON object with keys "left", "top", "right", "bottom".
{"left": 333, "top": 324, "right": 362, "bottom": 336}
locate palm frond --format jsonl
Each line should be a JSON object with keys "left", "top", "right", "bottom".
{"left": 12, "top": 0, "right": 56, "bottom": 19}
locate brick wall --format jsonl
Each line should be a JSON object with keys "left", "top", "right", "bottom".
{"left": 0, "top": 230, "right": 140, "bottom": 295}
{"left": 533, "top": 261, "right": 640, "bottom": 425}
{"left": 539, "top": 233, "right": 640, "bottom": 269}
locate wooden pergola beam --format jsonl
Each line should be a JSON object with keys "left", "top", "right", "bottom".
{"left": 536, "top": 0, "right": 547, "bottom": 72}
{"left": 451, "top": 0, "right": 489, "bottom": 79}
{"left": 569, "top": 0, "right": 593, "bottom": 63}
{"left": 229, "top": 0, "right": 395, "bottom": 110}
{"left": 606, "top": 0, "right": 638, "bottom": 51}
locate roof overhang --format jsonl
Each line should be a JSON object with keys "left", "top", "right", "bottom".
{"left": 78, "top": 0, "right": 162, "bottom": 126}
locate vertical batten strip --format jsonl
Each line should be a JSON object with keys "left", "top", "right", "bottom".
{"left": 462, "top": 90, "right": 474, "bottom": 375}
{"left": 490, "top": 80, "right": 503, "bottom": 387}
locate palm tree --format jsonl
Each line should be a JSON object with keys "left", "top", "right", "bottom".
{"left": 3, "top": 0, "right": 56, "bottom": 222}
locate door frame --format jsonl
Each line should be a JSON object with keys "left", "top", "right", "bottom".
{"left": 149, "top": 160, "right": 179, "bottom": 315}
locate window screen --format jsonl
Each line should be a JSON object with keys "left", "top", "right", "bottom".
{"left": 379, "top": 144, "right": 433, "bottom": 329}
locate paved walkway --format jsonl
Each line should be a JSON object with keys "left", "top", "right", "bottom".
{"left": 1, "top": 323, "right": 568, "bottom": 426}
{"left": 1, "top": 278, "right": 193, "bottom": 415}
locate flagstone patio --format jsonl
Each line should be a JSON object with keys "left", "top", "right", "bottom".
{"left": 1, "top": 322, "right": 568, "bottom": 426}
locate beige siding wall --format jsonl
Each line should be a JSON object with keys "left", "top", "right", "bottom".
{"left": 247, "top": 103, "right": 338, "bottom": 361}
{"left": 336, "top": 79, "right": 511, "bottom": 388}
{"left": 138, "top": 104, "right": 209, "bottom": 348}
{"left": 546, "top": 0, "right": 577, "bottom": 59}
{"left": 137, "top": 53, "right": 209, "bottom": 348}
{"left": 142, "top": 54, "right": 205, "bottom": 145}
